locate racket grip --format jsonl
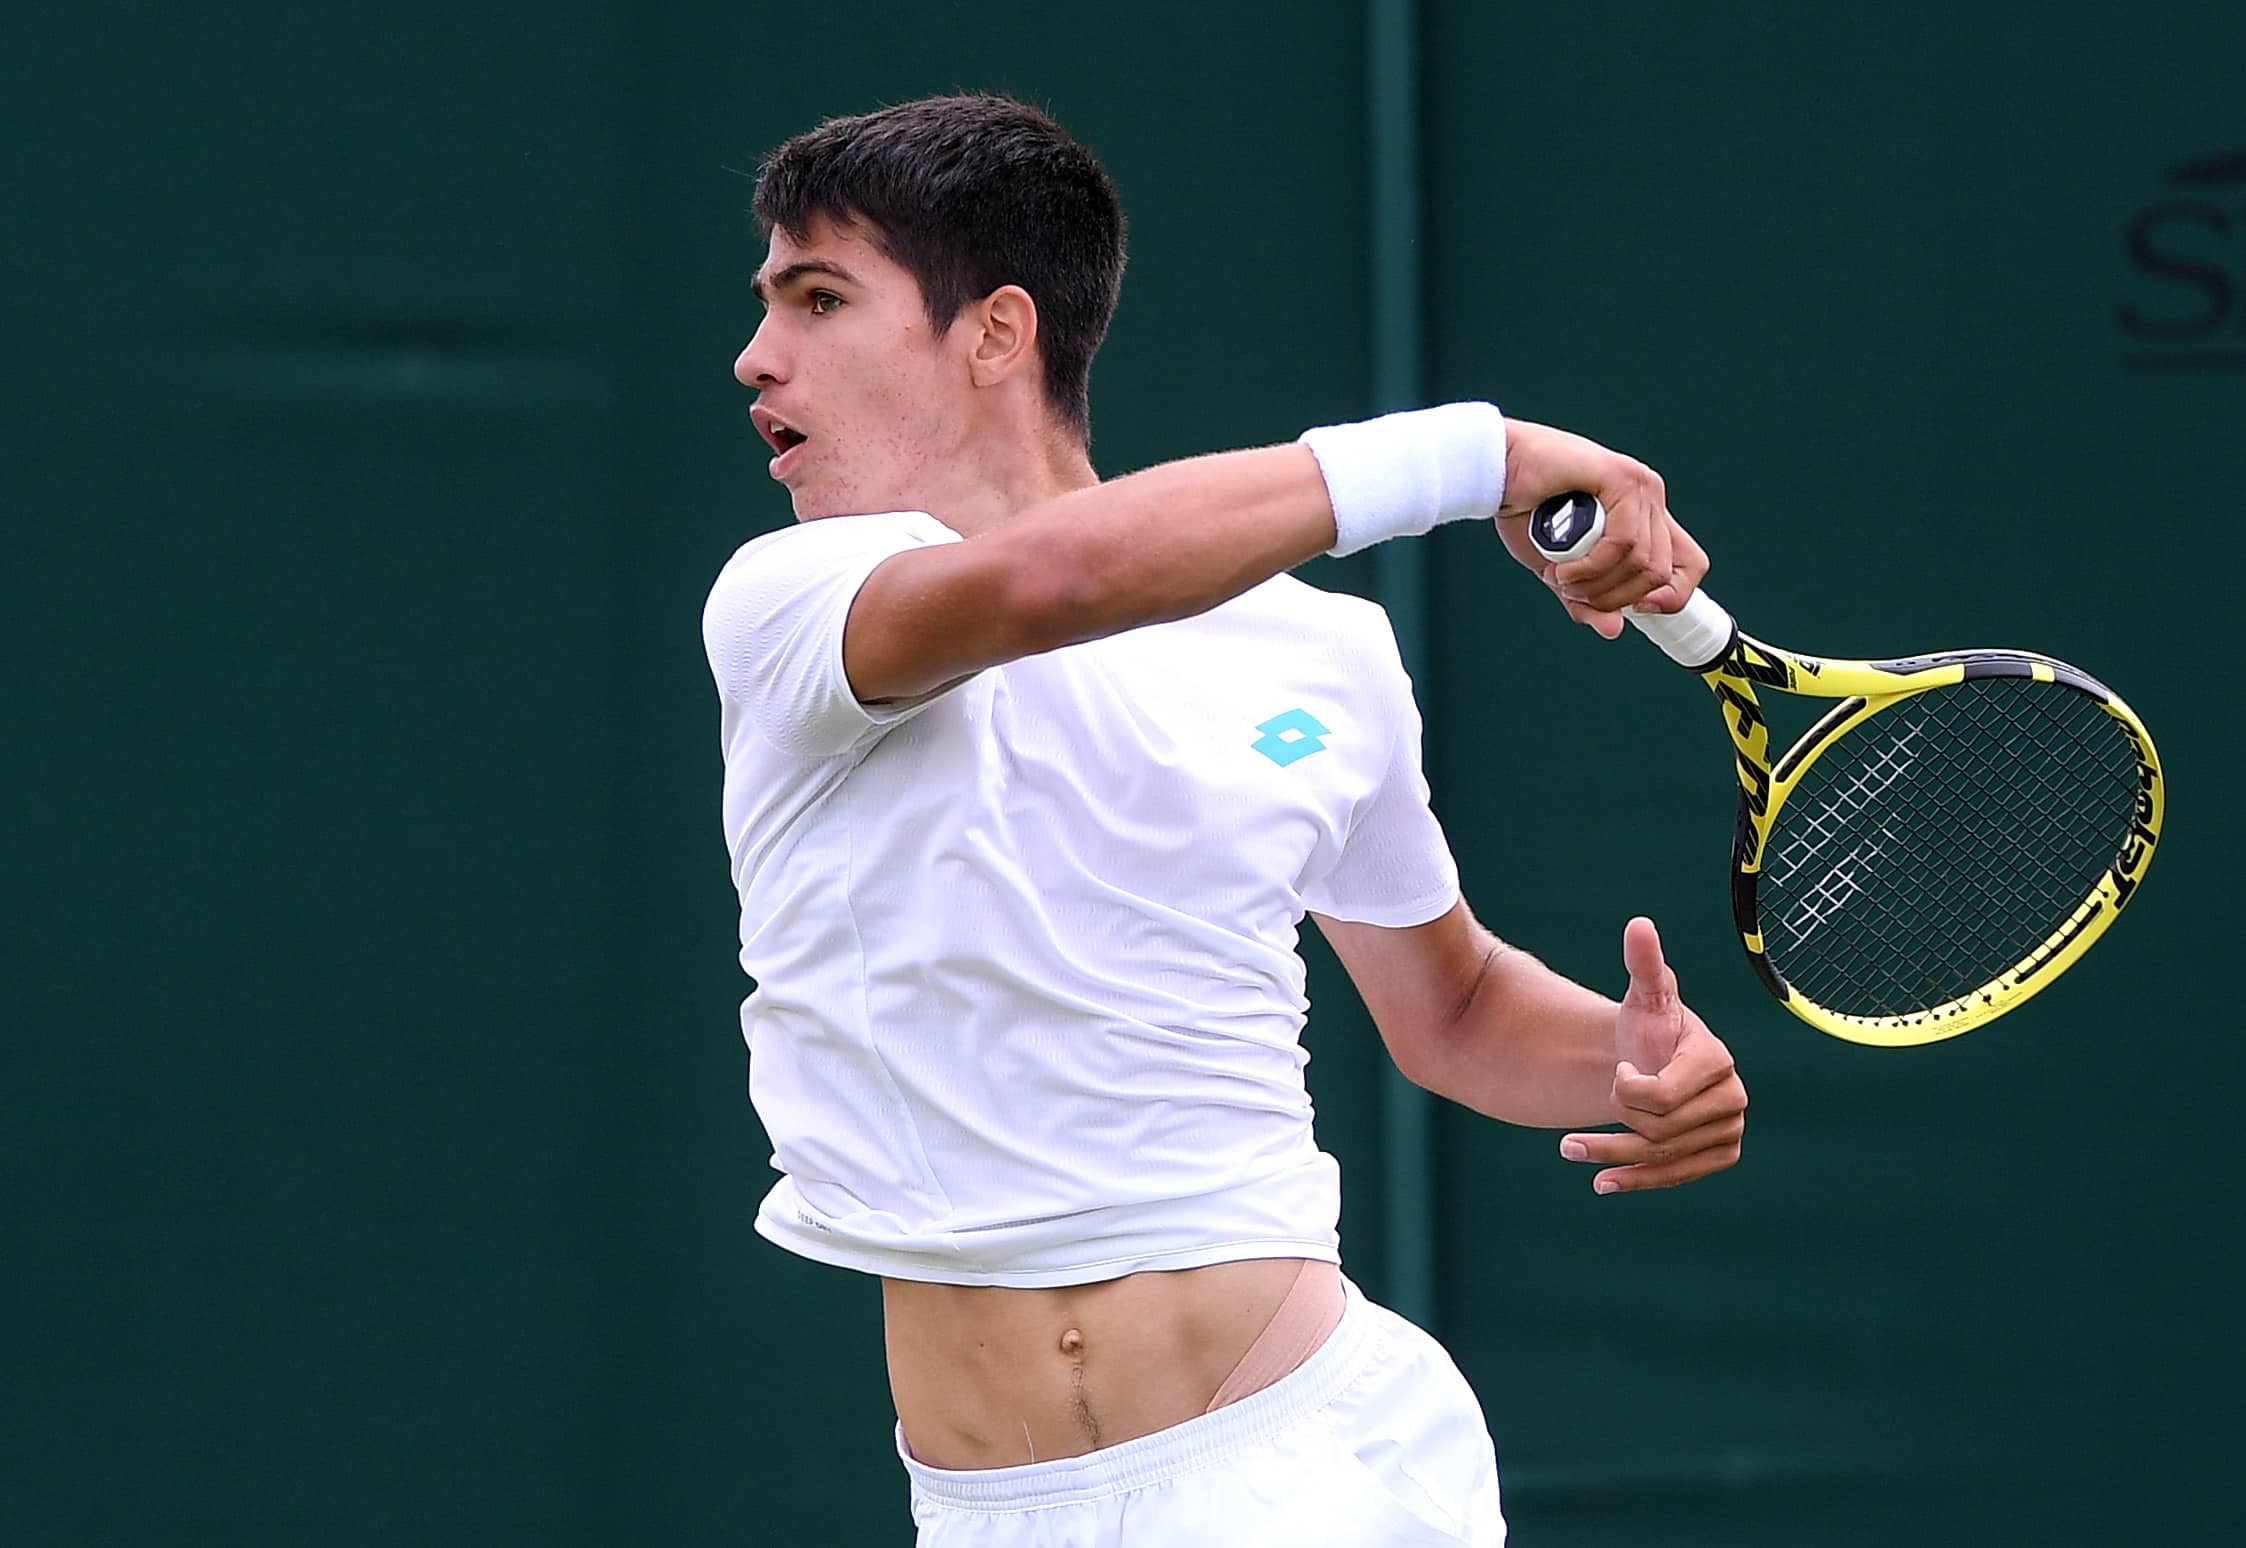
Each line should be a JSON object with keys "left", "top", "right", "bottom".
{"left": 1526, "top": 492, "right": 1737, "bottom": 671}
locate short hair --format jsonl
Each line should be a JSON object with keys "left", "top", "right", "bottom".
{"left": 753, "top": 95, "right": 1127, "bottom": 443}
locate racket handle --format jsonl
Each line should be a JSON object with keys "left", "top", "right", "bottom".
{"left": 1527, "top": 492, "right": 1736, "bottom": 671}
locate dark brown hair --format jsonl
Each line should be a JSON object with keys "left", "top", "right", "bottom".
{"left": 754, "top": 95, "right": 1127, "bottom": 442}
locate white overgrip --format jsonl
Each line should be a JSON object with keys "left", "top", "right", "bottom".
{"left": 1628, "top": 586, "right": 1736, "bottom": 671}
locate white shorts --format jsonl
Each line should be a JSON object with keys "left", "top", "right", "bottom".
{"left": 899, "top": 1280, "right": 1505, "bottom": 1546}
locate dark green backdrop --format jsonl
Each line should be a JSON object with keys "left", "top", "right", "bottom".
{"left": 10, "top": 3, "right": 2240, "bottom": 1543}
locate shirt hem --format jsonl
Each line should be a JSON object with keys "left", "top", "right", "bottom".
{"left": 1308, "top": 881, "right": 1461, "bottom": 930}
{"left": 754, "top": 1212, "right": 1342, "bottom": 1288}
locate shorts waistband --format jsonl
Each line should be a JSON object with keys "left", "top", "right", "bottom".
{"left": 899, "top": 1278, "right": 1379, "bottom": 1512}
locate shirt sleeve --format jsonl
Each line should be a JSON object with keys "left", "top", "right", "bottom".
{"left": 1300, "top": 624, "right": 1461, "bottom": 928}
{"left": 701, "top": 512, "right": 963, "bottom": 760}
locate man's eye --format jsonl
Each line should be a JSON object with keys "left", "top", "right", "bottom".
{"left": 808, "top": 290, "right": 842, "bottom": 315}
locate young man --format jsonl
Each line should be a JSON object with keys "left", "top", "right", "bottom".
{"left": 704, "top": 95, "right": 1747, "bottom": 1545}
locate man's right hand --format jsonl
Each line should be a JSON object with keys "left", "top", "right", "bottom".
{"left": 1493, "top": 419, "right": 1710, "bottom": 638}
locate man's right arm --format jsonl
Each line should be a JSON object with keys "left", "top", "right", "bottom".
{"left": 842, "top": 414, "right": 1700, "bottom": 706}
{"left": 842, "top": 445, "right": 1331, "bottom": 704}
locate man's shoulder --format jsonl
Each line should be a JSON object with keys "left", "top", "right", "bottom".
{"left": 701, "top": 510, "right": 963, "bottom": 710}
{"left": 714, "top": 510, "right": 958, "bottom": 585}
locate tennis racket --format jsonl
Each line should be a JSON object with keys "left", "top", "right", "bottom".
{"left": 1529, "top": 493, "right": 2163, "bottom": 1047}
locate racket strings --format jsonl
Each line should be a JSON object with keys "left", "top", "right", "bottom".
{"left": 1766, "top": 686, "right": 2128, "bottom": 1011}
{"left": 1757, "top": 679, "right": 2139, "bottom": 1017}
{"left": 1781, "top": 691, "right": 2129, "bottom": 1009}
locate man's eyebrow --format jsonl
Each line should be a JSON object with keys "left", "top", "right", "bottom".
{"left": 749, "top": 258, "right": 860, "bottom": 303}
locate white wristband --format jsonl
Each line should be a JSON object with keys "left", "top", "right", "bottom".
{"left": 1299, "top": 402, "right": 1508, "bottom": 558}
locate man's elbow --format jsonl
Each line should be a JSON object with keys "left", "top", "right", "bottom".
{"left": 1381, "top": 1015, "right": 1470, "bottom": 1100}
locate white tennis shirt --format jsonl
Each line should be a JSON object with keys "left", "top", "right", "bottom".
{"left": 704, "top": 511, "right": 1460, "bottom": 1286}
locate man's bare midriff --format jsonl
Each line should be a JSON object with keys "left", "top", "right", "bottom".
{"left": 884, "top": 1256, "right": 1310, "bottom": 1471}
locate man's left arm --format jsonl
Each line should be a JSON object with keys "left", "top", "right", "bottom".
{"left": 1314, "top": 901, "right": 1747, "bottom": 1194}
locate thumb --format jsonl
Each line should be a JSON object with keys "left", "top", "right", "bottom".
{"left": 1621, "top": 916, "right": 1677, "bottom": 1009}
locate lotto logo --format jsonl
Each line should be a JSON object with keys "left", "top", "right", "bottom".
{"left": 1252, "top": 709, "right": 1331, "bottom": 767}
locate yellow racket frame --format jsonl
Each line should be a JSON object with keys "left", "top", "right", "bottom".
{"left": 1706, "top": 638, "right": 2164, "bottom": 1046}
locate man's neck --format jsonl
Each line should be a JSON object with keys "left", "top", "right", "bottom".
{"left": 925, "top": 437, "right": 1101, "bottom": 538}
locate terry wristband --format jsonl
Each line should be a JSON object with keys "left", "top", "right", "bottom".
{"left": 1299, "top": 401, "right": 1509, "bottom": 558}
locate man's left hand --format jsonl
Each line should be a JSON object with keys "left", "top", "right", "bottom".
{"left": 1558, "top": 917, "right": 1747, "bottom": 1194}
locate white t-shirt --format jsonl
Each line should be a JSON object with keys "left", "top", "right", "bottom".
{"left": 703, "top": 511, "right": 1460, "bottom": 1287}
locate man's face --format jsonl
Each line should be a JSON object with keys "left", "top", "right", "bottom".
{"left": 736, "top": 215, "right": 969, "bottom": 522}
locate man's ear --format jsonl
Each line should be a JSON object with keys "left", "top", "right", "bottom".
{"left": 965, "top": 285, "right": 1040, "bottom": 388}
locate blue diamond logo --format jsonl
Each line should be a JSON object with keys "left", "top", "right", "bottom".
{"left": 1251, "top": 708, "right": 1331, "bottom": 767}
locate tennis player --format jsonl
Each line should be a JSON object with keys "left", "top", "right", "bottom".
{"left": 704, "top": 95, "right": 1748, "bottom": 1546}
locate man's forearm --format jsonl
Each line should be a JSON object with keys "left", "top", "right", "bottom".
{"left": 1410, "top": 939, "right": 1622, "bottom": 1129}
{"left": 1020, "top": 402, "right": 1511, "bottom": 651}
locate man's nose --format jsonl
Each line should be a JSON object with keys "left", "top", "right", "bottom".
{"left": 735, "top": 320, "right": 783, "bottom": 387}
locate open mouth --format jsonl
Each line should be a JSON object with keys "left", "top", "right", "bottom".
{"left": 752, "top": 406, "right": 810, "bottom": 459}
{"left": 766, "top": 424, "right": 808, "bottom": 480}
